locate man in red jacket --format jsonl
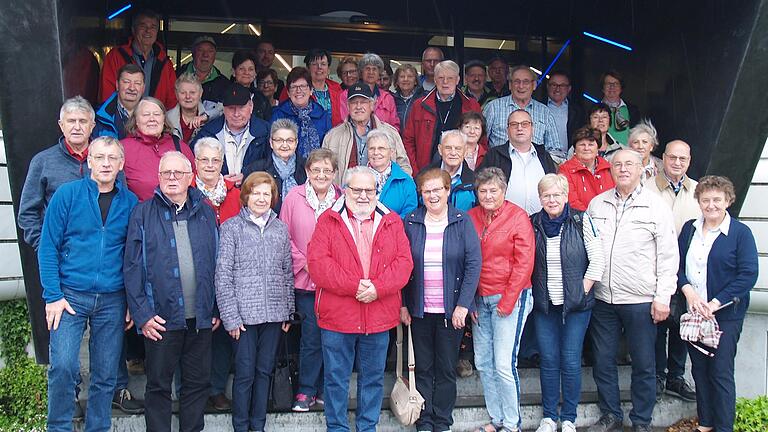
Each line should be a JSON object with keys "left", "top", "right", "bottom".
{"left": 308, "top": 166, "right": 413, "bottom": 432}
{"left": 99, "top": 9, "right": 177, "bottom": 109}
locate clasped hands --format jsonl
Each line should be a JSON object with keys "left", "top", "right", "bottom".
{"left": 356, "top": 279, "right": 378, "bottom": 303}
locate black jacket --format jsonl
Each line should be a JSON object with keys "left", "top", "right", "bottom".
{"left": 478, "top": 142, "right": 557, "bottom": 180}
{"left": 242, "top": 154, "right": 308, "bottom": 214}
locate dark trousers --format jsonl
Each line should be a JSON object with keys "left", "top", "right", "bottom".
{"left": 144, "top": 320, "right": 212, "bottom": 432}
{"left": 591, "top": 301, "right": 657, "bottom": 426}
{"left": 688, "top": 318, "right": 743, "bottom": 432}
{"left": 411, "top": 313, "right": 464, "bottom": 431}
{"left": 232, "top": 322, "right": 281, "bottom": 432}
{"left": 654, "top": 318, "right": 687, "bottom": 380}
{"left": 210, "top": 326, "right": 234, "bottom": 395}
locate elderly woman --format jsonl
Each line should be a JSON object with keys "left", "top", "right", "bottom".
{"left": 231, "top": 49, "right": 271, "bottom": 121}
{"left": 167, "top": 73, "right": 213, "bottom": 143}
{"left": 558, "top": 126, "right": 615, "bottom": 211}
{"left": 392, "top": 63, "right": 423, "bottom": 133}
{"left": 379, "top": 63, "right": 393, "bottom": 91}
{"left": 339, "top": 53, "right": 400, "bottom": 129}
{"left": 366, "top": 129, "right": 417, "bottom": 217}
{"left": 216, "top": 172, "right": 294, "bottom": 432}
{"left": 256, "top": 68, "right": 280, "bottom": 109}
{"left": 271, "top": 67, "right": 331, "bottom": 158}
{"left": 530, "top": 174, "right": 605, "bottom": 432}
{"left": 676, "top": 176, "right": 758, "bottom": 432}
{"left": 580, "top": 103, "right": 622, "bottom": 160}
{"left": 628, "top": 120, "right": 663, "bottom": 181}
{"left": 121, "top": 96, "right": 196, "bottom": 201}
{"left": 242, "top": 118, "right": 307, "bottom": 214}
{"left": 459, "top": 111, "right": 489, "bottom": 171}
{"left": 336, "top": 56, "right": 359, "bottom": 89}
{"left": 401, "top": 167, "right": 481, "bottom": 432}
{"left": 279, "top": 148, "right": 341, "bottom": 412}
{"left": 468, "top": 167, "right": 535, "bottom": 432}
{"left": 193, "top": 137, "right": 241, "bottom": 225}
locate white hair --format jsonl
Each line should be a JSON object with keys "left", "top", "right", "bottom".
{"left": 434, "top": 60, "right": 460, "bottom": 77}
{"left": 88, "top": 136, "right": 125, "bottom": 158}
{"left": 159, "top": 151, "right": 192, "bottom": 172}
{"left": 59, "top": 96, "right": 95, "bottom": 122}
{"left": 366, "top": 129, "right": 396, "bottom": 151}
{"left": 343, "top": 166, "right": 377, "bottom": 189}
{"left": 440, "top": 129, "right": 468, "bottom": 146}
{"left": 193, "top": 137, "right": 224, "bottom": 157}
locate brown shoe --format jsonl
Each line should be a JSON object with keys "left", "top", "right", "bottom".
{"left": 457, "top": 359, "right": 474, "bottom": 377}
{"left": 209, "top": 393, "right": 231, "bottom": 411}
{"left": 126, "top": 359, "right": 145, "bottom": 375}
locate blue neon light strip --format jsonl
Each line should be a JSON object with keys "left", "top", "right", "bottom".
{"left": 583, "top": 31, "right": 633, "bottom": 51}
{"left": 537, "top": 39, "right": 571, "bottom": 85}
{"left": 108, "top": 3, "right": 132, "bottom": 20}
{"left": 582, "top": 93, "right": 599, "bottom": 103}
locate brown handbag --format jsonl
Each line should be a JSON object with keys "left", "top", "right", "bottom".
{"left": 389, "top": 323, "right": 425, "bottom": 426}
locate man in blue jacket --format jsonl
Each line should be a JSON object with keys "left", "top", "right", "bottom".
{"left": 38, "top": 136, "right": 138, "bottom": 432}
{"left": 124, "top": 151, "right": 219, "bottom": 432}
{"left": 92, "top": 63, "right": 145, "bottom": 139}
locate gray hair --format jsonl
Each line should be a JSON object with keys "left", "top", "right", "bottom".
{"left": 59, "top": 96, "right": 95, "bottom": 123}
{"left": 394, "top": 64, "right": 418, "bottom": 91}
{"left": 475, "top": 167, "right": 508, "bottom": 191}
{"left": 628, "top": 119, "right": 659, "bottom": 149}
{"left": 612, "top": 148, "right": 644, "bottom": 165}
{"left": 174, "top": 72, "right": 203, "bottom": 94}
{"left": 509, "top": 64, "right": 537, "bottom": 81}
{"left": 434, "top": 60, "right": 460, "bottom": 77}
{"left": 367, "top": 129, "right": 396, "bottom": 151}
{"left": 537, "top": 173, "right": 569, "bottom": 196}
{"left": 193, "top": 137, "right": 224, "bottom": 157}
{"left": 342, "top": 166, "right": 377, "bottom": 189}
{"left": 159, "top": 151, "right": 192, "bottom": 172}
{"left": 421, "top": 47, "right": 444, "bottom": 61}
{"left": 270, "top": 118, "right": 299, "bottom": 137}
{"left": 440, "top": 129, "right": 468, "bottom": 146}
{"left": 88, "top": 136, "right": 124, "bottom": 158}
{"left": 358, "top": 53, "right": 385, "bottom": 73}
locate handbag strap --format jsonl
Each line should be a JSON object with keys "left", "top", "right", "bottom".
{"left": 395, "top": 324, "right": 404, "bottom": 379}
{"left": 405, "top": 324, "right": 418, "bottom": 397}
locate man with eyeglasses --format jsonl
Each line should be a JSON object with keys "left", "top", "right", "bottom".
{"left": 483, "top": 65, "right": 561, "bottom": 160}
{"left": 586, "top": 149, "right": 678, "bottom": 432}
{"left": 308, "top": 166, "right": 413, "bottom": 432}
{"left": 424, "top": 129, "right": 477, "bottom": 211}
{"left": 544, "top": 71, "right": 584, "bottom": 157}
{"left": 419, "top": 47, "right": 444, "bottom": 92}
{"left": 645, "top": 140, "right": 700, "bottom": 403}
{"left": 125, "top": 151, "right": 219, "bottom": 432}
{"left": 600, "top": 70, "right": 641, "bottom": 146}
{"left": 39, "top": 136, "right": 138, "bottom": 432}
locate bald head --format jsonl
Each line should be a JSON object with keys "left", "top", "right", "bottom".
{"left": 663, "top": 140, "right": 691, "bottom": 182}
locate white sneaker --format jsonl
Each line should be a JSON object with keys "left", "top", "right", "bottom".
{"left": 536, "top": 418, "right": 558, "bottom": 432}
{"left": 562, "top": 420, "right": 577, "bottom": 432}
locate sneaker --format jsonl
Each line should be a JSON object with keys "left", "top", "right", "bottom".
{"left": 314, "top": 395, "right": 324, "bottom": 406}
{"left": 535, "top": 418, "right": 557, "bottom": 432}
{"left": 665, "top": 377, "right": 696, "bottom": 402}
{"left": 126, "top": 359, "right": 145, "bottom": 375}
{"left": 655, "top": 376, "right": 665, "bottom": 401}
{"left": 632, "top": 425, "right": 652, "bottom": 432}
{"left": 562, "top": 420, "right": 577, "bottom": 432}
{"left": 73, "top": 399, "right": 84, "bottom": 420}
{"left": 291, "top": 393, "right": 316, "bottom": 412}
{"left": 112, "top": 388, "right": 145, "bottom": 414}
{"left": 587, "top": 413, "right": 622, "bottom": 432}
{"left": 457, "top": 359, "right": 474, "bottom": 377}
{"left": 208, "top": 393, "right": 231, "bottom": 411}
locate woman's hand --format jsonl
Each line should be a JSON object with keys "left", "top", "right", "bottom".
{"left": 452, "top": 306, "right": 468, "bottom": 329}
{"left": 282, "top": 322, "right": 291, "bottom": 333}
{"left": 682, "top": 284, "right": 713, "bottom": 319}
{"left": 229, "top": 324, "right": 246, "bottom": 340}
{"left": 400, "top": 307, "right": 412, "bottom": 325}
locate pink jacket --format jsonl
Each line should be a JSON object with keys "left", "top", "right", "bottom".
{"left": 279, "top": 184, "right": 342, "bottom": 291}
{"left": 338, "top": 88, "right": 400, "bottom": 130}
{"left": 121, "top": 132, "right": 195, "bottom": 202}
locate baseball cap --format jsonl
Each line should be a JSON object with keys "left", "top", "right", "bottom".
{"left": 222, "top": 84, "right": 251, "bottom": 106}
{"left": 347, "top": 81, "right": 374, "bottom": 100}
{"left": 192, "top": 35, "right": 217, "bottom": 49}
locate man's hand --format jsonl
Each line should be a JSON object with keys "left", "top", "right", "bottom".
{"left": 452, "top": 306, "right": 469, "bottom": 329}
{"left": 141, "top": 315, "right": 167, "bottom": 341}
{"left": 212, "top": 317, "right": 221, "bottom": 331}
{"left": 229, "top": 324, "right": 246, "bottom": 340}
{"left": 651, "top": 300, "right": 670, "bottom": 323}
{"left": 355, "top": 280, "right": 378, "bottom": 303}
{"left": 400, "top": 307, "right": 412, "bottom": 325}
{"left": 125, "top": 309, "right": 134, "bottom": 331}
{"left": 224, "top": 173, "right": 244, "bottom": 187}
{"left": 46, "top": 298, "right": 75, "bottom": 331}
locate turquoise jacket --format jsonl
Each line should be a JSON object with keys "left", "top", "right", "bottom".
{"left": 379, "top": 162, "right": 418, "bottom": 218}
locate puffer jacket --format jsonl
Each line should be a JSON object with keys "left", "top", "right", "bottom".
{"left": 215, "top": 208, "right": 295, "bottom": 331}
{"left": 559, "top": 156, "right": 614, "bottom": 211}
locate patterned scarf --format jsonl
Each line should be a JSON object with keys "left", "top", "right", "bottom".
{"left": 272, "top": 153, "right": 298, "bottom": 199}
{"left": 305, "top": 182, "right": 336, "bottom": 219}
{"left": 196, "top": 175, "right": 228, "bottom": 207}
{"left": 292, "top": 102, "right": 321, "bottom": 157}
{"left": 371, "top": 162, "right": 392, "bottom": 194}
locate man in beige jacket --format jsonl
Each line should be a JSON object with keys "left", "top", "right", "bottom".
{"left": 586, "top": 149, "right": 679, "bottom": 432}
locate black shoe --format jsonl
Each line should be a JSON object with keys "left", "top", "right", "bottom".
{"left": 655, "top": 376, "right": 665, "bottom": 401}
{"left": 665, "top": 377, "right": 696, "bottom": 402}
{"left": 112, "top": 388, "right": 145, "bottom": 414}
{"left": 73, "top": 399, "right": 84, "bottom": 420}
{"left": 632, "top": 425, "right": 652, "bottom": 432}
{"left": 587, "top": 413, "right": 622, "bottom": 432}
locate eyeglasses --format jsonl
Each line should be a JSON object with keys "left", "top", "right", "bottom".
{"left": 195, "top": 157, "right": 222, "bottom": 166}
{"left": 508, "top": 121, "right": 533, "bottom": 129}
{"left": 461, "top": 124, "right": 482, "bottom": 132}
{"left": 604, "top": 81, "right": 621, "bottom": 88}
{"left": 271, "top": 137, "right": 297, "bottom": 145}
{"left": 611, "top": 161, "right": 637, "bottom": 170}
{"left": 547, "top": 83, "right": 570, "bottom": 89}
{"left": 347, "top": 186, "right": 377, "bottom": 197}
{"left": 540, "top": 192, "right": 565, "bottom": 201}
{"left": 368, "top": 145, "right": 391, "bottom": 154}
{"left": 664, "top": 155, "right": 690, "bottom": 163}
{"left": 512, "top": 79, "right": 534, "bottom": 87}
{"left": 310, "top": 167, "right": 334, "bottom": 176}
{"left": 421, "top": 187, "right": 447, "bottom": 196}
{"left": 159, "top": 170, "right": 192, "bottom": 179}
{"left": 341, "top": 70, "right": 358, "bottom": 76}
{"left": 288, "top": 84, "right": 310, "bottom": 92}
{"left": 259, "top": 80, "right": 275, "bottom": 87}
{"left": 90, "top": 154, "right": 122, "bottom": 163}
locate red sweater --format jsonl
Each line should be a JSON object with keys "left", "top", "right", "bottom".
{"left": 121, "top": 132, "right": 195, "bottom": 202}
{"left": 558, "top": 156, "right": 615, "bottom": 211}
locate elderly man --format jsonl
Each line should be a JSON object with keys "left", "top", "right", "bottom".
{"left": 100, "top": 9, "right": 177, "bottom": 109}
{"left": 94, "top": 63, "right": 145, "bottom": 139}
{"left": 193, "top": 83, "right": 269, "bottom": 184}
{"left": 39, "top": 136, "right": 138, "bottom": 432}
{"left": 485, "top": 57, "right": 511, "bottom": 99}
{"left": 544, "top": 71, "right": 584, "bottom": 156}
{"left": 646, "top": 140, "right": 700, "bottom": 402}
{"left": 600, "top": 70, "right": 641, "bottom": 145}
{"left": 176, "top": 36, "right": 229, "bottom": 104}
{"left": 323, "top": 82, "right": 411, "bottom": 184}
{"left": 586, "top": 149, "right": 678, "bottom": 432}
{"left": 419, "top": 47, "right": 444, "bottom": 92}
{"left": 483, "top": 65, "right": 561, "bottom": 158}
{"left": 462, "top": 60, "right": 494, "bottom": 107}
{"left": 425, "top": 130, "right": 477, "bottom": 211}
{"left": 125, "top": 151, "right": 219, "bottom": 432}
{"left": 308, "top": 166, "right": 413, "bottom": 432}
{"left": 404, "top": 60, "right": 481, "bottom": 174}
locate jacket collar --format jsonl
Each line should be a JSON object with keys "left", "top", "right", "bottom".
{"left": 564, "top": 156, "right": 611, "bottom": 174}
{"left": 653, "top": 171, "right": 692, "bottom": 192}
{"left": 427, "top": 158, "right": 475, "bottom": 186}
{"left": 153, "top": 186, "right": 206, "bottom": 215}
{"left": 405, "top": 204, "right": 466, "bottom": 226}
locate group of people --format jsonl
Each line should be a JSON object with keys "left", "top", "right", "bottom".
{"left": 18, "top": 8, "right": 758, "bottom": 432}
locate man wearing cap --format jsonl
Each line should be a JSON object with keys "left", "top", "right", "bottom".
{"left": 192, "top": 83, "right": 270, "bottom": 185}
{"left": 462, "top": 60, "right": 494, "bottom": 107}
{"left": 322, "top": 82, "right": 412, "bottom": 184}
{"left": 177, "top": 36, "right": 230, "bottom": 104}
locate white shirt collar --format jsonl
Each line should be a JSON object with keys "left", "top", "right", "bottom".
{"left": 693, "top": 211, "right": 731, "bottom": 236}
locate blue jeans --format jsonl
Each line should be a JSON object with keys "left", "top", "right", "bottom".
{"left": 321, "top": 329, "right": 389, "bottom": 432}
{"left": 591, "top": 300, "right": 657, "bottom": 426}
{"left": 47, "top": 288, "right": 126, "bottom": 432}
{"left": 534, "top": 304, "right": 591, "bottom": 423}
{"left": 296, "top": 290, "right": 323, "bottom": 398}
{"left": 473, "top": 290, "right": 533, "bottom": 431}
{"left": 232, "top": 323, "right": 281, "bottom": 432}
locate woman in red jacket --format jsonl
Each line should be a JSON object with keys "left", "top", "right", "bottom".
{"left": 468, "top": 167, "right": 535, "bottom": 432}
{"left": 558, "top": 126, "right": 614, "bottom": 211}
{"left": 192, "top": 137, "right": 241, "bottom": 225}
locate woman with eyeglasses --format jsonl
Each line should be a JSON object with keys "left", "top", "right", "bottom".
{"left": 599, "top": 70, "right": 641, "bottom": 146}
{"left": 459, "top": 111, "right": 489, "bottom": 171}
{"left": 366, "top": 129, "right": 417, "bottom": 218}
{"left": 256, "top": 68, "right": 280, "bottom": 109}
{"left": 336, "top": 56, "right": 359, "bottom": 90}
{"left": 242, "top": 119, "right": 307, "bottom": 215}
{"left": 192, "top": 137, "right": 240, "bottom": 225}
{"left": 558, "top": 126, "right": 615, "bottom": 211}
{"left": 271, "top": 67, "right": 331, "bottom": 158}
{"left": 231, "top": 49, "right": 271, "bottom": 121}
{"left": 121, "top": 96, "right": 196, "bottom": 202}
{"left": 530, "top": 174, "right": 604, "bottom": 432}
{"left": 580, "top": 103, "right": 622, "bottom": 160}
{"left": 278, "top": 148, "right": 341, "bottom": 412}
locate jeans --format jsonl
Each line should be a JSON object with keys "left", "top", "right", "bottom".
{"left": 47, "top": 288, "right": 126, "bottom": 432}
{"left": 210, "top": 326, "right": 234, "bottom": 395}
{"left": 655, "top": 318, "right": 687, "bottom": 380}
{"left": 144, "top": 320, "right": 211, "bottom": 432}
{"left": 232, "top": 322, "right": 281, "bottom": 432}
{"left": 689, "top": 318, "right": 743, "bottom": 432}
{"left": 591, "top": 300, "right": 657, "bottom": 426}
{"left": 533, "top": 304, "right": 591, "bottom": 423}
{"left": 321, "top": 329, "right": 389, "bottom": 432}
{"left": 411, "top": 313, "right": 464, "bottom": 431}
{"left": 296, "top": 290, "right": 323, "bottom": 398}
{"left": 473, "top": 290, "right": 533, "bottom": 431}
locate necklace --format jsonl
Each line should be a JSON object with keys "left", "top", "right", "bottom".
{"left": 425, "top": 210, "right": 448, "bottom": 222}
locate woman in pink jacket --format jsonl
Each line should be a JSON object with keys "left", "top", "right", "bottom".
{"left": 338, "top": 53, "right": 400, "bottom": 129}
{"left": 278, "top": 148, "right": 341, "bottom": 412}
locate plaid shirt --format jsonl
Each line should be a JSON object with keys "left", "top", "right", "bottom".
{"left": 483, "top": 96, "right": 561, "bottom": 156}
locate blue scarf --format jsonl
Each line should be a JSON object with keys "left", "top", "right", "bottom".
{"left": 542, "top": 203, "right": 570, "bottom": 238}
{"left": 272, "top": 153, "right": 297, "bottom": 199}
{"left": 291, "top": 102, "right": 321, "bottom": 157}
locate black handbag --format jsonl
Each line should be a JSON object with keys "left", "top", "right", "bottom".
{"left": 269, "top": 315, "right": 302, "bottom": 411}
